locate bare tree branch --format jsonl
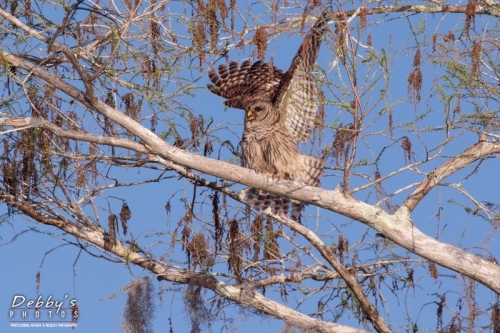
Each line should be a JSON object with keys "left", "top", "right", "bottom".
{"left": 0, "top": 190, "right": 367, "bottom": 333}
{"left": 2, "top": 51, "right": 500, "bottom": 296}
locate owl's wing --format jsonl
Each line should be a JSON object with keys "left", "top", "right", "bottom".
{"left": 273, "top": 11, "right": 329, "bottom": 142}
{"left": 207, "top": 60, "right": 285, "bottom": 110}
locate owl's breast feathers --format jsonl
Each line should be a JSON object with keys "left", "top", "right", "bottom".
{"left": 244, "top": 118, "right": 324, "bottom": 181}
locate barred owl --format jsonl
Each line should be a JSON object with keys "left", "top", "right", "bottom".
{"left": 207, "top": 12, "right": 329, "bottom": 218}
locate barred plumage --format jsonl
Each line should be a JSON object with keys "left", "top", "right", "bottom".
{"left": 208, "top": 11, "right": 329, "bottom": 218}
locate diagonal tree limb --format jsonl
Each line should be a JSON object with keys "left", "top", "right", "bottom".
{"left": 402, "top": 141, "right": 496, "bottom": 212}
{"left": 0, "top": 191, "right": 367, "bottom": 333}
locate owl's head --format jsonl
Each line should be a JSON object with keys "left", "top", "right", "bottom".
{"left": 246, "top": 101, "right": 274, "bottom": 123}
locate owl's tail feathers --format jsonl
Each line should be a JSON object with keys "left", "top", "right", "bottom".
{"left": 240, "top": 188, "right": 304, "bottom": 222}
{"left": 240, "top": 188, "right": 291, "bottom": 215}
{"left": 299, "top": 154, "right": 325, "bottom": 187}
{"left": 290, "top": 201, "right": 304, "bottom": 222}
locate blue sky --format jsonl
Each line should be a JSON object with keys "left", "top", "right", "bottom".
{"left": 1, "top": 1, "right": 499, "bottom": 332}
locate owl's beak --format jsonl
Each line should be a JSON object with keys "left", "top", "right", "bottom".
{"left": 247, "top": 110, "right": 255, "bottom": 121}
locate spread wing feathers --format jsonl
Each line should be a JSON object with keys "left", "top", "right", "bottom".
{"left": 207, "top": 60, "right": 285, "bottom": 110}
{"left": 273, "top": 11, "right": 330, "bottom": 142}
{"left": 289, "top": 154, "right": 325, "bottom": 219}
{"left": 299, "top": 154, "right": 325, "bottom": 186}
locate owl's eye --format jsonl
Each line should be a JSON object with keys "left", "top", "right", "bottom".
{"left": 254, "top": 106, "right": 263, "bottom": 112}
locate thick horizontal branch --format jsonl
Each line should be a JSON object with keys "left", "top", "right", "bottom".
{"left": 353, "top": 3, "right": 500, "bottom": 17}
